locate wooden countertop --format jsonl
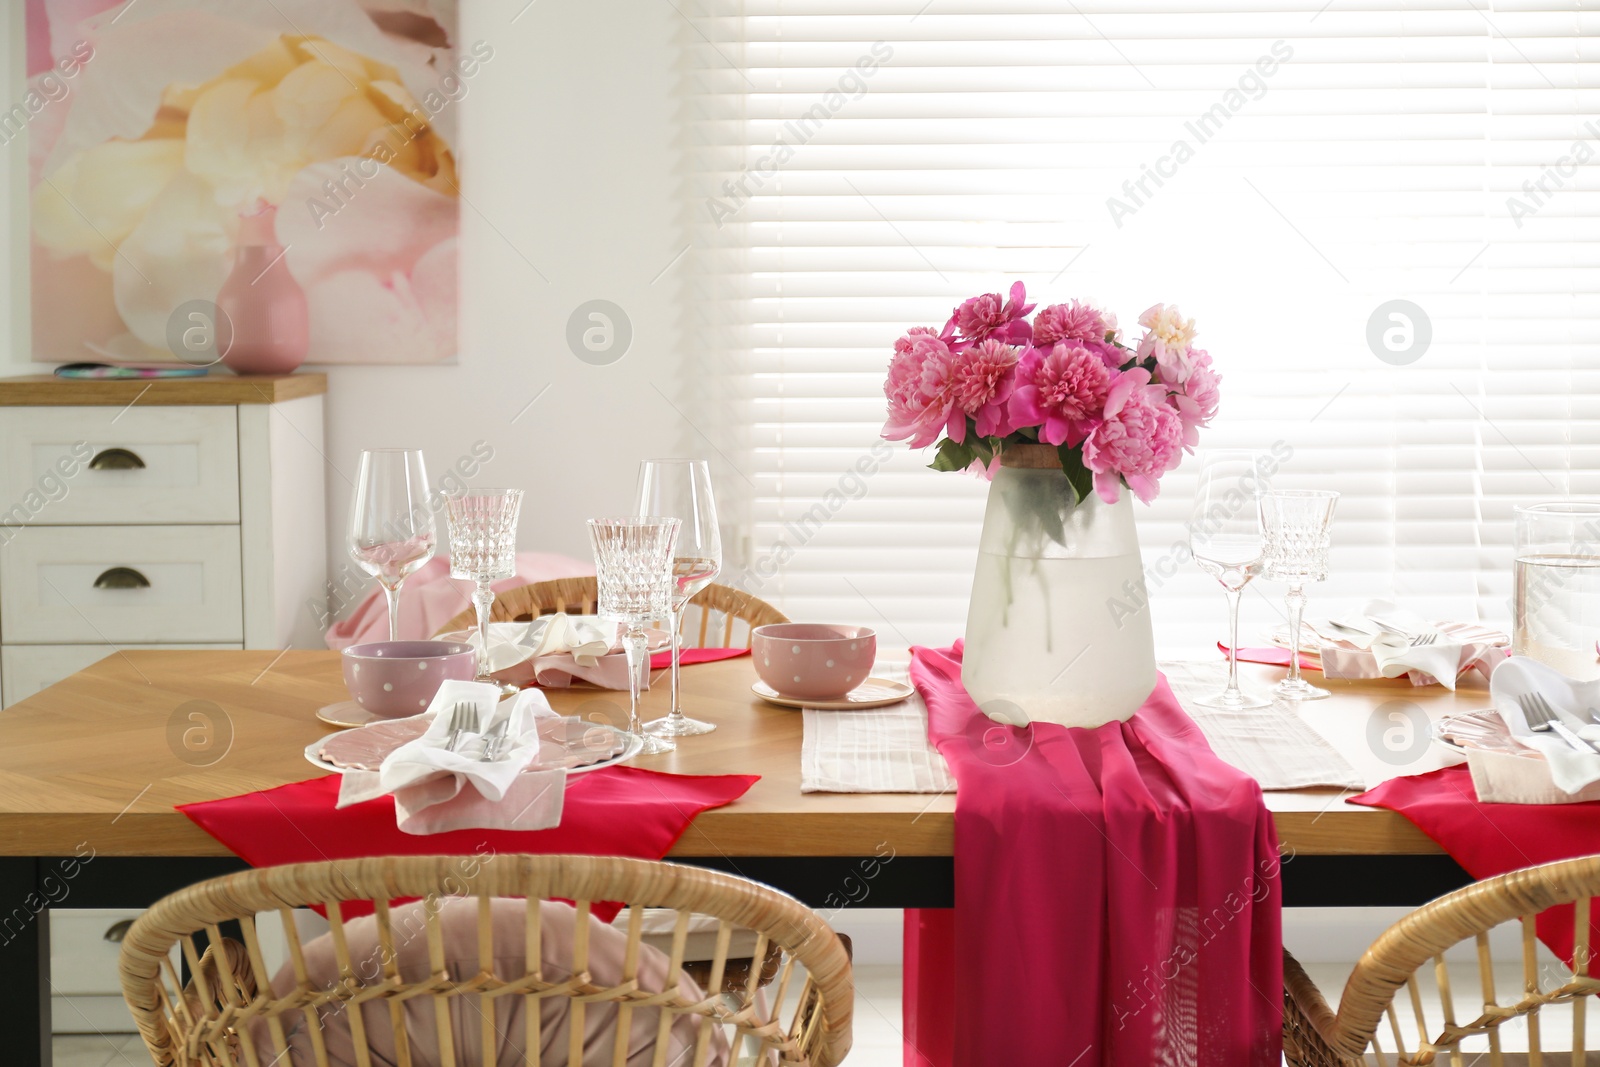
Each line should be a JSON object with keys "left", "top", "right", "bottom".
{"left": 0, "top": 651, "right": 1477, "bottom": 860}
{"left": 0, "top": 372, "right": 326, "bottom": 406}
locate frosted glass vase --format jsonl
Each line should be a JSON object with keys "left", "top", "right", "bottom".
{"left": 961, "top": 444, "right": 1157, "bottom": 728}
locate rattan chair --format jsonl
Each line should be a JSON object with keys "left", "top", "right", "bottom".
{"left": 1283, "top": 854, "right": 1600, "bottom": 1065}
{"left": 119, "top": 854, "right": 853, "bottom": 1067}
{"left": 435, "top": 578, "right": 789, "bottom": 649}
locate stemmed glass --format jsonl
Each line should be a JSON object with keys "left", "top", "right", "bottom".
{"left": 445, "top": 488, "right": 524, "bottom": 696}
{"left": 1261, "top": 489, "right": 1340, "bottom": 701}
{"left": 1189, "top": 451, "right": 1271, "bottom": 709}
{"left": 348, "top": 449, "right": 436, "bottom": 642}
{"left": 589, "top": 517, "right": 681, "bottom": 755}
{"left": 636, "top": 459, "right": 722, "bottom": 738}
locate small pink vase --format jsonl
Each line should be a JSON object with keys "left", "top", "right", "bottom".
{"left": 215, "top": 203, "right": 310, "bottom": 375}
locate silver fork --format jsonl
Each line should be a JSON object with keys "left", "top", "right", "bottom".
{"left": 1409, "top": 633, "right": 1439, "bottom": 646}
{"left": 1518, "top": 692, "right": 1598, "bottom": 754}
{"left": 477, "top": 718, "right": 511, "bottom": 762}
{"left": 444, "top": 702, "right": 476, "bottom": 753}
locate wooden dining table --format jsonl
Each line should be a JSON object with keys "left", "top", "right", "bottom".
{"left": 0, "top": 648, "right": 1486, "bottom": 1059}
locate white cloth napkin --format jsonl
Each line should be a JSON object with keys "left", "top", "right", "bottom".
{"left": 800, "top": 664, "right": 955, "bottom": 794}
{"left": 1321, "top": 600, "right": 1500, "bottom": 690}
{"left": 337, "top": 680, "right": 566, "bottom": 834}
{"left": 523, "top": 613, "right": 618, "bottom": 666}
{"left": 1487, "top": 656, "right": 1600, "bottom": 796}
{"left": 441, "top": 616, "right": 667, "bottom": 690}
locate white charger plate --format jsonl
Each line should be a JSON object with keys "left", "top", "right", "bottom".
{"left": 303, "top": 724, "right": 643, "bottom": 776}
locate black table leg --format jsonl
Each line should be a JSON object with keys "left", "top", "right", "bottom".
{"left": 0, "top": 857, "right": 49, "bottom": 1065}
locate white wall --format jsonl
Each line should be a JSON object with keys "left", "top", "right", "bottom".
{"left": 0, "top": 3, "right": 695, "bottom": 632}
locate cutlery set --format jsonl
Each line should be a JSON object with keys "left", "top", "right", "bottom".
{"left": 443, "top": 702, "right": 512, "bottom": 762}
{"left": 1516, "top": 692, "right": 1600, "bottom": 756}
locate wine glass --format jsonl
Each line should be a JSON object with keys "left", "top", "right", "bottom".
{"left": 1261, "top": 489, "right": 1340, "bottom": 701}
{"left": 590, "top": 518, "right": 681, "bottom": 754}
{"left": 636, "top": 459, "right": 722, "bottom": 737}
{"left": 1189, "top": 451, "right": 1271, "bottom": 709}
{"left": 445, "top": 488, "right": 524, "bottom": 696}
{"left": 348, "top": 449, "right": 436, "bottom": 642}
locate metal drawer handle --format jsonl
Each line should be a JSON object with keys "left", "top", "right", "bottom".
{"left": 103, "top": 919, "right": 133, "bottom": 943}
{"left": 94, "top": 567, "right": 150, "bottom": 590}
{"left": 88, "top": 447, "right": 145, "bottom": 471}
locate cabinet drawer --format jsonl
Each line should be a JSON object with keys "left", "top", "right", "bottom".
{"left": 0, "top": 406, "right": 239, "bottom": 525}
{"left": 0, "top": 526, "right": 243, "bottom": 643}
{"left": 1, "top": 643, "right": 241, "bottom": 708}
{"left": 52, "top": 908, "right": 143, "bottom": 996}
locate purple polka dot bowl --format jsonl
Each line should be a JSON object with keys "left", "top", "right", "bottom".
{"left": 751, "top": 623, "right": 877, "bottom": 702}
{"left": 341, "top": 640, "right": 477, "bottom": 719}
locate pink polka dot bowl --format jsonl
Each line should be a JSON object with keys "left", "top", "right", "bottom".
{"left": 751, "top": 624, "right": 876, "bottom": 702}
{"left": 341, "top": 640, "right": 477, "bottom": 719}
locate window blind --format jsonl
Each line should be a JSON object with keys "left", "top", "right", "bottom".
{"left": 684, "top": 1, "right": 1600, "bottom": 655}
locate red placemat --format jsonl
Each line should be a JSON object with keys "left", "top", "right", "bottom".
{"left": 1354, "top": 767, "right": 1600, "bottom": 966}
{"left": 180, "top": 766, "right": 757, "bottom": 919}
{"left": 650, "top": 646, "right": 750, "bottom": 670}
{"left": 1220, "top": 641, "right": 1321, "bottom": 671}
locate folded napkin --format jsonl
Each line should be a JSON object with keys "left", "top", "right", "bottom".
{"left": 1485, "top": 656, "right": 1600, "bottom": 798}
{"left": 1319, "top": 600, "right": 1505, "bottom": 690}
{"left": 443, "top": 616, "right": 667, "bottom": 690}
{"left": 337, "top": 680, "right": 567, "bottom": 835}
{"left": 524, "top": 613, "right": 619, "bottom": 666}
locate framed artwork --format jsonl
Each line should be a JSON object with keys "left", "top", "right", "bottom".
{"left": 23, "top": 0, "right": 468, "bottom": 366}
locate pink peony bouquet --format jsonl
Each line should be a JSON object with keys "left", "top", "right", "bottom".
{"left": 881, "top": 282, "right": 1220, "bottom": 504}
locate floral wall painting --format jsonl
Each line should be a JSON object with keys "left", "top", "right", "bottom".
{"left": 26, "top": 0, "right": 470, "bottom": 366}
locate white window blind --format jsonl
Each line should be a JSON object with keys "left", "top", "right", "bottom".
{"left": 685, "top": 1, "right": 1600, "bottom": 655}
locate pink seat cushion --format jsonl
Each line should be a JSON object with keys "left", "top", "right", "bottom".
{"left": 252, "top": 898, "right": 729, "bottom": 1066}
{"left": 326, "top": 553, "right": 593, "bottom": 650}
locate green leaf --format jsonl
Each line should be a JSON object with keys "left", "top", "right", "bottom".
{"left": 1057, "top": 445, "right": 1094, "bottom": 505}
{"left": 929, "top": 437, "right": 977, "bottom": 473}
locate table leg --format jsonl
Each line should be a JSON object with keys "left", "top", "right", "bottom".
{"left": 0, "top": 857, "right": 49, "bottom": 1065}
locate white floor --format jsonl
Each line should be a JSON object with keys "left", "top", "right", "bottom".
{"left": 51, "top": 1033, "right": 150, "bottom": 1067}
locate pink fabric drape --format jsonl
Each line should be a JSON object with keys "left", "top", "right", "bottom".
{"left": 903, "top": 642, "right": 1283, "bottom": 1066}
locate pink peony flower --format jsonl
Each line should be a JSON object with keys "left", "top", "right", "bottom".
{"left": 1083, "top": 368, "right": 1185, "bottom": 505}
{"left": 1032, "top": 300, "right": 1111, "bottom": 348}
{"left": 945, "top": 338, "right": 1020, "bottom": 441}
{"left": 1136, "top": 303, "right": 1199, "bottom": 383}
{"left": 1007, "top": 343, "right": 1110, "bottom": 447}
{"left": 1168, "top": 348, "right": 1221, "bottom": 446}
{"left": 882, "top": 328, "right": 955, "bottom": 448}
{"left": 950, "top": 280, "right": 1035, "bottom": 344}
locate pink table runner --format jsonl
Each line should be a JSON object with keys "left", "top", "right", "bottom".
{"left": 904, "top": 643, "right": 1283, "bottom": 1066}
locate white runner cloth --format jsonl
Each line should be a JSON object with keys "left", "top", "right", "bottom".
{"left": 800, "top": 664, "right": 956, "bottom": 794}
{"left": 800, "top": 658, "right": 1363, "bottom": 794}
{"left": 1163, "top": 660, "right": 1367, "bottom": 791}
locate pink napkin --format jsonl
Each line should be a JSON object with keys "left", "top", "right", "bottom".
{"left": 905, "top": 642, "right": 1282, "bottom": 1066}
